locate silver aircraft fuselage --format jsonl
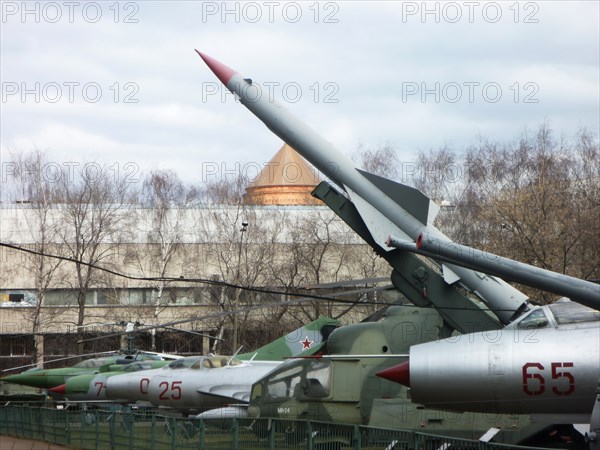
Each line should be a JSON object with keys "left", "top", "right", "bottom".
{"left": 105, "top": 356, "right": 280, "bottom": 411}
{"left": 378, "top": 301, "right": 600, "bottom": 416}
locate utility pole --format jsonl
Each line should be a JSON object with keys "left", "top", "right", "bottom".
{"left": 232, "top": 220, "right": 248, "bottom": 352}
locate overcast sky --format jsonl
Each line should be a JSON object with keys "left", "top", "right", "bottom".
{"left": 1, "top": 1, "right": 598, "bottom": 188}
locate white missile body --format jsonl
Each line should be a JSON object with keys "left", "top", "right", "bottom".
{"left": 387, "top": 233, "right": 600, "bottom": 310}
{"left": 195, "top": 51, "right": 528, "bottom": 324}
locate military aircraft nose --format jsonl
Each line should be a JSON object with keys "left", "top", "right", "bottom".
{"left": 2, "top": 372, "right": 49, "bottom": 389}
{"left": 376, "top": 361, "right": 411, "bottom": 387}
{"left": 49, "top": 384, "right": 66, "bottom": 395}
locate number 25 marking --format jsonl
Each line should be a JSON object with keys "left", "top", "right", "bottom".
{"left": 158, "top": 381, "right": 182, "bottom": 400}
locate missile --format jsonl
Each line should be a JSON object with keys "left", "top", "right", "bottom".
{"left": 387, "top": 233, "right": 600, "bottom": 311}
{"left": 195, "top": 51, "right": 529, "bottom": 324}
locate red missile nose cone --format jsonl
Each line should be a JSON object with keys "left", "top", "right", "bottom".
{"left": 49, "top": 384, "right": 66, "bottom": 395}
{"left": 376, "top": 361, "right": 410, "bottom": 387}
{"left": 416, "top": 234, "right": 423, "bottom": 249}
{"left": 195, "top": 50, "right": 238, "bottom": 85}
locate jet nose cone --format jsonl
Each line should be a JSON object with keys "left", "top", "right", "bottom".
{"left": 194, "top": 50, "right": 238, "bottom": 85}
{"left": 2, "top": 374, "right": 22, "bottom": 384}
{"left": 376, "top": 361, "right": 411, "bottom": 387}
{"left": 2, "top": 373, "right": 47, "bottom": 388}
{"left": 49, "top": 384, "right": 66, "bottom": 395}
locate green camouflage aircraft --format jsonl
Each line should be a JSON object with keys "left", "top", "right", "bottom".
{"left": 3, "top": 318, "right": 338, "bottom": 393}
{"left": 236, "top": 306, "right": 582, "bottom": 447}
{"left": 49, "top": 317, "right": 340, "bottom": 403}
{"left": 1, "top": 352, "right": 179, "bottom": 390}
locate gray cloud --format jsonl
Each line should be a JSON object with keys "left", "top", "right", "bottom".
{"left": 1, "top": 1, "right": 598, "bottom": 184}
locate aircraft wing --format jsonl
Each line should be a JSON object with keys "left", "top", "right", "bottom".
{"left": 197, "top": 384, "right": 252, "bottom": 403}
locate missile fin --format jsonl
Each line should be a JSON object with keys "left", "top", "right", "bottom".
{"left": 441, "top": 264, "right": 461, "bottom": 285}
{"left": 357, "top": 169, "right": 439, "bottom": 225}
{"left": 345, "top": 185, "right": 410, "bottom": 251}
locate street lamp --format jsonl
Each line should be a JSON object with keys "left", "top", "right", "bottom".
{"left": 232, "top": 220, "right": 248, "bottom": 352}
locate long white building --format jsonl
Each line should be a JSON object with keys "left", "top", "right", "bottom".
{"left": 0, "top": 146, "right": 394, "bottom": 371}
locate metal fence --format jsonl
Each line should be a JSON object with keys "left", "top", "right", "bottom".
{"left": 0, "top": 405, "right": 558, "bottom": 450}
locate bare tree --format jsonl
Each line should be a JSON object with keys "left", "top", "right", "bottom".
{"left": 413, "top": 145, "right": 462, "bottom": 205}
{"left": 193, "top": 203, "right": 283, "bottom": 353}
{"left": 198, "top": 174, "right": 249, "bottom": 205}
{"left": 137, "top": 170, "right": 199, "bottom": 330}
{"left": 4, "top": 150, "right": 68, "bottom": 366}
{"left": 352, "top": 143, "right": 399, "bottom": 178}
{"left": 415, "top": 124, "right": 600, "bottom": 303}
{"left": 275, "top": 209, "right": 375, "bottom": 321}
{"left": 56, "top": 164, "right": 136, "bottom": 352}
{"left": 570, "top": 129, "right": 600, "bottom": 283}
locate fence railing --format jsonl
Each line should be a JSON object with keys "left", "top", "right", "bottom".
{"left": 0, "top": 404, "right": 559, "bottom": 450}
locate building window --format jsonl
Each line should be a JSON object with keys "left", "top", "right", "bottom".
{"left": 97, "top": 291, "right": 108, "bottom": 305}
{"left": 128, "top": 289, "right": 150, "bottom": 305}
{"left": 9, "top": 293, "right": 24, "bottom": 303}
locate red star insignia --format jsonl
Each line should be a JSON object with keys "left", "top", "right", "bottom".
{"left": 300, "top": 336, "right": 313, "bottom": 350}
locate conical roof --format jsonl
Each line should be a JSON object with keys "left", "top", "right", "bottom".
{"left": 244, "top": 143, "right": 322, "bottom": 206}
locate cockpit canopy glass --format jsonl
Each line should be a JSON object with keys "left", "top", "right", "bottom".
{"left": 516, "top": 301, "right": 600, "bottom": 329}
{"left": 549, "top": 302, "right": 600, "bottom": 325}
{"left": 192, "top": 356, "right": 243, "bottom": 369}
{"left": 264, "top": 362, "right": 303, "bottom": 402}
{"left": 166, "top": 357, "right": 204, "bottom": 369}
{"left": 74, "top": 358, "right": 112, "bottom": 368}
{"left": 517, "top": 308, "right": 549, "bottom": 329}
{"left": 304, "top": 361, "right": 331, "bottom": 398}
{"left": 121, "top": 361, "right": 155, "bottom": 372}
{"left": 165, "top": 356, "right": 244, "bottom": 370}
{"left": 259, "top": 360, "right": 332, "bottom": 402}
